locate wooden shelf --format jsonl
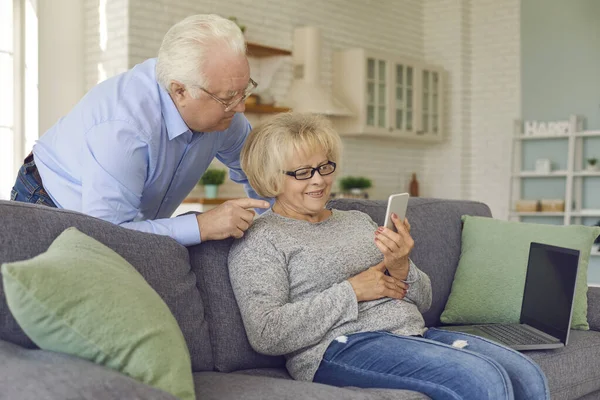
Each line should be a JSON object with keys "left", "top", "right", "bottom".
{"left": 246, "top": 42, "right": 292, "bottom": 58}
{"left": 245, "top": 103, "right": 291, "bottom": 114}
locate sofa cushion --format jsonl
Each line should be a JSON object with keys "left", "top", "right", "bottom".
{"left": 0, "top": 201, "right": 212, "bottom": 371}
{"left": 189, "top": 238, "right": 286, "bottom": 372}
{"left": 2, "top": 227, "right": 195, "bottom": 400}
{"left": 194, "top": 371, "right": 430, "bottom": 400}
{"left": 526, "top": 330, "right": 600, "bottom": 400}
{"left": 328, "top": 198, "right": 492, "bottom": 327}
{"left": 587, "top": 286, "right": 600, "bottom": 332}
{"left": 440, "top": 216, "right": 600, "bottom": 330}
{"left": 0, "top": 340, "right": 177, "bottom": 400}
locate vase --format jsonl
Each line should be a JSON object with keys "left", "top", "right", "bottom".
{"left": 204, "top": 185, "right": 218, "bottom": 199}
{"left": 409, "top": 173, "right": 419, "bottom": 197}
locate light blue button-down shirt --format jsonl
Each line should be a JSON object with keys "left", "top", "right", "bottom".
{"left": 33, "top": 58, "right": 267, "bottom": 247}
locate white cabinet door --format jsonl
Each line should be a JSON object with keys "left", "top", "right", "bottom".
{"left": 365, "top": 57, "right": 389, "bottom": 130}
{"left": 416, "top": 66, "right": 444, "bottom": 142}
{"left": 391, "top": 62, "right": 416, "bottom": 135}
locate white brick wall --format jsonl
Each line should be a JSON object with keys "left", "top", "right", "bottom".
{"left": 422, "top": 0, "right": 519, "bottom": 218}
{"left": 81, "top": 0, "right": 520, "bottom": 216}
{"left": 423, "top": 0, "right": 472, "bottom": 201}
{"left": 84, "top": 0, "right": 129, "bottom": 91}
{"left": 469, "top": 0, "right": 520, "bottom": 220}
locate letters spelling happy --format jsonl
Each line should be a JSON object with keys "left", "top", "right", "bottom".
{"left": 524, "top": 121, "right": 570, "bottom": 136}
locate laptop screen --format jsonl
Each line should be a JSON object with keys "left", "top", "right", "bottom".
{"left": 520, "top": 242, "right": 580, "bottom": 343}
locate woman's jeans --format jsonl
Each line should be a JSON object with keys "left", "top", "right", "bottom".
{"left": 313, "top": 329, "right": 549, "bottom": 400}
{"left": 10, "top": 153, "right": 57, "bottom": 207}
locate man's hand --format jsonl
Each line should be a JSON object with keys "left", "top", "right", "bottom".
{"left": 196, "top": 198, "right": 270, "bottom": 241}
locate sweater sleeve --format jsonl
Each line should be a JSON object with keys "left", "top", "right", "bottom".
{"left": 403, "top": 259, "right": 432, "bottom": 313}
{"left": 228, "top": 236, "right": 359, "bottom": 356}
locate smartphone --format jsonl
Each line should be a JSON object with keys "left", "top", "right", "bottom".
{"left": 383, "top": 193, "right": 410, "bottom": 232}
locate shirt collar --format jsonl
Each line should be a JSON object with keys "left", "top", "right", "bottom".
{"left": 158, "top": 83, "right": 191, "bottom": 140}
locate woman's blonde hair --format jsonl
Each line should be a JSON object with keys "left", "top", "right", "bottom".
{"left": 241, "top": 113, "right": 342, "bottom": 198}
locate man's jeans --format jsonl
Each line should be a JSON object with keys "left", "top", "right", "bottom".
{"left": 314, "top": 329, "right": 549, "bottom": 400}
{"left": 10, "top": 154, "right": 57, "bottom": 208}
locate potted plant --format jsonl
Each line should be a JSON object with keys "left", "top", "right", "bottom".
{"left": 587, "top": 157, "right": 598, "bottom": 171}
{"left": 339, "top": 176, "right": 372, "bottom": 196}
{"left": 199, "top": 168, "right": 226, "bottom": 199}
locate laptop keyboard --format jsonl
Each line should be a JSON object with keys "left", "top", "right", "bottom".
{"left": 477, "top": 324, "right": 552, "bottom": 346}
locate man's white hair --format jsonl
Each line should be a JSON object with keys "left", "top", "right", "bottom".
{"left": 156, "top": 14, "right": 246, "bottom": 98}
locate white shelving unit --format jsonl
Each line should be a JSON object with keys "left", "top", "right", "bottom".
{"left": 509, "top": 115, "right": 600, "bottom": 258}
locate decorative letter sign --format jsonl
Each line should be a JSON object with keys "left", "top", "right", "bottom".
{"left": 524, "top": 120, "right": 570, "bottom": 136}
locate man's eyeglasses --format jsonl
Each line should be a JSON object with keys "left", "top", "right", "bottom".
{"left": 198, "top": 78, "right": 258, "bottom": 112}
{"left": 283, "top": 161, "right": 337, "bottom": 180}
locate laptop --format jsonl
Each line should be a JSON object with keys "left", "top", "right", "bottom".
{"left": 439, "top": 242, "right": 580, "bottom": 351}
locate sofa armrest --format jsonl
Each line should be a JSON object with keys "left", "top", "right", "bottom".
{"left": 588, "top": 286, "right": 600, "bottom": 331}
{"left": 0, "top": 340, "right": 177, "bottom": 400}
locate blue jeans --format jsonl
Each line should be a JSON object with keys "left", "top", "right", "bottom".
{"left": 313, "top": 329, "right": 549, "bottom": 400}
{"left": 11, "top": 154, "right": 57, "bottom": 207}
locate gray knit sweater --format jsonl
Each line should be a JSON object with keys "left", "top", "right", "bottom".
{"left": 228, "top": 209, "right": 432, "bottom": 381}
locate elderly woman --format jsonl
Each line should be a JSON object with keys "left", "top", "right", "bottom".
{"left": 228, "top": 113, "right": 549, "bottom": 400}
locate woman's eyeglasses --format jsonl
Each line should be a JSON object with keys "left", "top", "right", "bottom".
{"left": 283, "top": 161, "right": 337, "bottom": 180}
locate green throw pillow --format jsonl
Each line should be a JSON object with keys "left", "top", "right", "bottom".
{"left": 440, "top": 216, "right": 600, "bottom": 330}
{"left": 1, "top": 228, "right": 195, "bottom": 400}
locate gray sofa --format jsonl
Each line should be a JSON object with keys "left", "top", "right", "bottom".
{"left": 1, "top": 198, "right": 599, "bottom": 400}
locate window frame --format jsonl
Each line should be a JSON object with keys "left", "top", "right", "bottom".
{"left": 1, "top": 0, "right": 31, "bottom": 199}
{"left": 13, "top": 0, "right": 26, "bottom": 174}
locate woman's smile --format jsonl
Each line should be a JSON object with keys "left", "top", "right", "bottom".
{"left": 305, "top": 188, "right": 325, "bottom": 198}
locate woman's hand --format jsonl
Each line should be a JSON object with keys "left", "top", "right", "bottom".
{"left": 375, "top": 214, "right": 414, "bottom": 281}
{"left": 348, "top": 262, "right": 408, "bottom": 302}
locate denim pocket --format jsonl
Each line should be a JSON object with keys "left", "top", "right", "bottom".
{"left": 34, "top": 196, "right": 56, "bottom": 207}
{"left": 10, "top": 189, "right": 17, "bottom": 201}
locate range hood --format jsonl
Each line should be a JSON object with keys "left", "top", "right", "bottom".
{"left": 284, "top": 26, "right": 353, "bottom": 116}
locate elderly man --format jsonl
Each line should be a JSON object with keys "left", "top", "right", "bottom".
{"left": 10, "top": 14, "right": 271, "bottom": 246}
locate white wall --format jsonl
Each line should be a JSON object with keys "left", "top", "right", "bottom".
{"left": 422, "top": 0, "right": 472, "bottom": 201}
{"left": 84, "top": 0, "right": 129, "bottom": 91}
{"left": 422, "top": 0, "right": 519, "bottom": 219}
{"left": 75, "top": 0, "right": 521, "bottom": 217}
{"left": 469, "top": 0, "right": 520, "bottom": 220}
{"left": 38, "top": 0, "right": 85, "bottom": 134}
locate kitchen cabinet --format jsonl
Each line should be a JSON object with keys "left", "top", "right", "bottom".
{"left": 332, "top": 48, "right": 444, "bottom": 142}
